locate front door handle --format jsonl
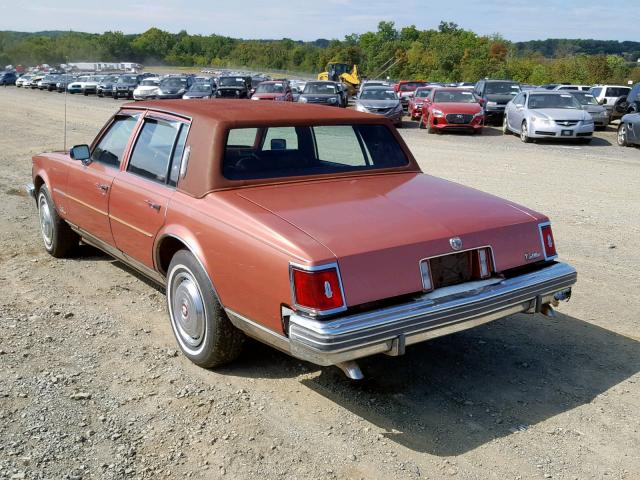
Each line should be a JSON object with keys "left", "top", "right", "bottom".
{"left": 145, "top": 200, "right": 161, "bottom": 211}
{"left": 95, "top": 183, "right": 109, "bottom": 192}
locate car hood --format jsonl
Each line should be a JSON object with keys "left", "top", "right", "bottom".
{"left": 236, "top": 173, "right": 547, "bottom": 306}
{"left": 357, "top": 99, "right": 400, "bottom": 109}
{"left": 529, "top": 108, "right": 590, "bottom": 121}
{"left": 253, "top": 93, "right": 281, "bottom": 99}
{"left": 485, "top": 94, "right": 517, "bottom": 103}
{"left": 583, "top": 105, "right": 606, "bottom": 114}
{"left": 135, "top": 85, "right": 158, "bottom": 92}
{"left": 218, "top": 86, "right": 245, "bottom": 90}
{"left": 432, "top": 102, "right": 482, "bottom": 114}
{"left": 301, "top": 93, "right": 337, "bottom": 98}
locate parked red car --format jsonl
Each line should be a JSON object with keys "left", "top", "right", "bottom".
{"left": 250, "top": 80, "right": 293, "bottom": 101}
{"left": 420, "top": 88, "right": 485, "bottom": 133}
{"left": 408, "top": 86, "right": 435, "bottom": 120}
{"left": 394, "top": 80, "right": 429, "bottom": 110}
{"left": 28, "top": 101, "right": 576, "bottom": 379}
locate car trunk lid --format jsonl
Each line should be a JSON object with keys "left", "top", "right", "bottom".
{"left": 237, "top": 173, "right": 547, "bottom": 306}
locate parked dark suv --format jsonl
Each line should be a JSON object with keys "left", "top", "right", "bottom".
{"left": 0, "top": 71, "right": 17, "bottom": 86}
{"left": 112, "top": 74, "right": 142, "bottom": 100}
{"left": 474, "top": 79, "right": 521, "bottom": 124}
{"left": 612, "top": 82, "right": 640, "bottom": 119}
{"left": 98, "top": 75, "right": 120, "bottom": 97}
{"left": 215, "top": 76, "right": 251, "bottom": 99}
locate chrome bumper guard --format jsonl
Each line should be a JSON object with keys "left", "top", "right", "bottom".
{"left": 25, "top": 183, "right": 36, "bottom": 200}
{"left": 287, "top": 262, "right": 577, "bottom": 366}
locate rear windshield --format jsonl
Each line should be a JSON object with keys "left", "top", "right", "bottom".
{"left": 399, "top": 82, "right": 427, "bottom": 91}
{"left": 223, "top": 124, "right": 408, "bottom": 180}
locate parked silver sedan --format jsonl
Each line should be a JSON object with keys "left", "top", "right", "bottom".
{"left": 354, "top": 86, "right": 403, "bottom": 126}
{"left": 570, "top": 91, "right": 610, "bottom": 129}
{"left": 503, "top": 90, "right": 595, "bottom": 143}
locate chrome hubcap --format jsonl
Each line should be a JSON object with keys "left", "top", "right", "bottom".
{"left": 170, "top": 270, "right": 205, "bottom": 350}
{"left": 38, "top": 193, "right": 53, "bottom": 249}
{"left": 618, "top": 126, "right": 626, "bottom": 144}
{"left": 521, "top": 123, "right": 527, "bottom": 141}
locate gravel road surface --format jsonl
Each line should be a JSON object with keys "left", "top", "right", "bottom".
{"left": 0, "top": 87, "right": 638, "bottom": 480}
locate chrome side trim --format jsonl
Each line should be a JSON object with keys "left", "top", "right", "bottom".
{"left": 287, "top": 262, "right": 577, "bottom": 366}
{"left": 225, "top": 308, "right": 290, "bottom": 353}
{"left": 71, "top": 227, "right": 165, "bottom": 285}
{"left": 109, "top": 214, "right": 154, "bottom": 238}
{"left": 288, "top": 261, "right": 348, "bottom": 316}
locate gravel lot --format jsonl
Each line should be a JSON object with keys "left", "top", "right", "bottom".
{"left": 0, "top": 87, "right": 638, "bottom": 480}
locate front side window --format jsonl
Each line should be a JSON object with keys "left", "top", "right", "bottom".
{"left": 91, "top": 115, "right": 139, "bottom": 167}
{"left": 127, "top": 118, "right": 182, "bottom": 184}
{"left": 223, "top": 124, "right": 409, "bottom": 180}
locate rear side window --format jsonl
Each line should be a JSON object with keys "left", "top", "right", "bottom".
{"left": 223, "top": 124, "right": 409, "bottom": 180}
{"left": 168, "top": 125, "right": 189, "bottom": 187}
{"left": 127, "top": 118, "right": 182, "bottom": 184}
{"left": 91, "top": 115, "right": 139, "bottom": 167}
{"left": 590, "top": 87, "right": 602, "bottom": 97}
{"left": 605, "top": 87, "right": 630, "bottom": 97}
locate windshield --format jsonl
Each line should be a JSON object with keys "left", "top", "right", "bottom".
{"left": 102, "top": 76, "right": 118, "bottom": 83}
{"left": 219, "top": 77, "right": 245, "bottom": 87}
{"left": 140, "top": 79, "right": 159, "bottom": 86}
{"left": 160, "top": 78, "right": 186, "bottom": 88}
{"left": 118, "top": 76, "right": 138, "bottom": 84}
{"left": 359, "top": 89, "right": 397, "bottom": 100}
{"left": 433, "top": 90, "right": 477, "bottom": 103}
{"left": 304, "top": 83, "right": 337, "bottom": 94}
{"left": 255, "top": 83, "right": 285, "bottom": 94}
{"left": 572, "top": 92, "right": 598, "bottom": 106}
{"left": 399, "top": 82, "right": 427, "bottom": 91}
{"left": 528, "top": 93, "right": 582, "bottom": 110}
{"left": 188, "top": 84, "right": 212, "bottom": 93}
{"left": 485, "top": 82, "right": 520, "bottom": 95}
{"left": 414, "top": 88, "right": 432, "bottom": 98}
{"left": 223, "top": 124, "right": 408, "bottom": 180}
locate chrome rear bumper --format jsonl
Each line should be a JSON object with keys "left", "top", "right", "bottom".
{"left": 287, "top": 262, "right": 577, "bottom": 366}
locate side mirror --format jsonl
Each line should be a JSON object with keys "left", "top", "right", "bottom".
{"left": 477, "top": 97, "right": 486, "bottom": 105}
{"left": 600, "top": 98, "right": 607, "bottom": 105}
{"left": 70, "top": 144, "right": 90, "bottom": 161}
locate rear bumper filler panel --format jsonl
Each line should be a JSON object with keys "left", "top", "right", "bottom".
{"left": 287, "top": 262, "right": 577, "bottom": 366}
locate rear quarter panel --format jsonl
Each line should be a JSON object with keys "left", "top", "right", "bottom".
{"left": 159, "top": 191, "right": 335, "bottom": 334}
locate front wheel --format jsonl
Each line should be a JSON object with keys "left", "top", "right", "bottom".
{"left": 617, "top": 124, "right": 629, "bottom": 147}
{"left": 167, "top": 250, "right": 245, "bottom": 368}
{"left": 37, "top": 186, "right": 78, "bottom": 258}
{"left": 520, "top": 121, "right": 532, "bottom": 143}
{"left": 502, "top": 115, "right": 510, "bottom": 135}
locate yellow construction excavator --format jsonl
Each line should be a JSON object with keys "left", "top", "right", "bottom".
{"left": 318, "top": 63, "right": 360, "bottom": 96}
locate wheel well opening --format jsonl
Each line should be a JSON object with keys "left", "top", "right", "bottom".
{"left": 157, "top": 236, "right": 188, "bottom": 276}
{"left": 34, "top": 176, "right": 44, "bottom": 195}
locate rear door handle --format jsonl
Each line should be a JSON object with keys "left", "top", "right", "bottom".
{"left": 95, "top": 183, "right": 109, "bottom": 192}
{"left": 145, "top": 200, "right": 161, "bottom": 211}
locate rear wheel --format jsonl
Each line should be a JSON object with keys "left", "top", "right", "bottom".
{"left": 419, "top": 117, "right": 426, "bottom": 129}
{"left": 167, "top": 250, "right": 245, "bottom": 368}
{"left": 617, "top": 124, "right": 629, "bottom": 147}
{"left": 37, "top": 185, "right": 78, "bottom": 258}
{"left": 520, "top": 121, "right": 532, "bottom": 143}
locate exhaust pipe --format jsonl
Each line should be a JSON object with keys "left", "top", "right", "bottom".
{"left": 540, "top": 304, "right": 556, "bottom": 318}
{"left": 336, "top": 361, "right": 364, "bottom": 380}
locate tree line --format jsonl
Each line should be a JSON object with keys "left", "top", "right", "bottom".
{"left": 1, "top": 22, "right": 639, "bottom": 85}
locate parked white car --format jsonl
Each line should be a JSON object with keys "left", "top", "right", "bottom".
{"left": 553, "top": 85, "right": 592, "bottom": 91}
{"left": 66, "top": 75, "right": 90, "bottom": 94}
{"left": 133, "top": 77, "right": 160, "bottom": 100}
{"left": 15, "top": 75, "right": 32, "bottom": 87}
{"left": 589, "top": 85, "right": 632, "bottom": 119}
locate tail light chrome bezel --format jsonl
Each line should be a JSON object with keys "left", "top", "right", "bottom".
{"left": 289, "top": 262, "right": 347, "bottom": 317}
{"left": 538, "top": 222, "right": 558, "bottom": 261}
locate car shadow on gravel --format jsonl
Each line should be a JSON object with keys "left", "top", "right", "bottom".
{"left": 297, "top": 312, "right": 640, "bottom": 456}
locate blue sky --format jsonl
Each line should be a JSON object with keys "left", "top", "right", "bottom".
{"left": 0, "top": 0, "right": 637, "bottom": 42}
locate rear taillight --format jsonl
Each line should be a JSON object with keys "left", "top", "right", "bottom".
{"left": 539, "top": 223, "right": 557, "bottom": 259}
{"left": 290, "top": 264, "right": 345, "bottom": 314}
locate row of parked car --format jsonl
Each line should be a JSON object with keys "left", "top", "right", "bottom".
{"left": 350, "top": 78, "right": 640, "bottom": 147}
{"left": 9, "top": 69, "right": 355, "bottom": 107}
